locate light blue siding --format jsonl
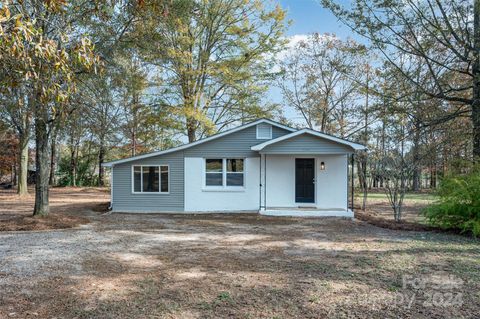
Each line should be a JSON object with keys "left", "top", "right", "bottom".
{"left": 184, "top": 125, "right": 291, "bottom": 158}
{"left": 260, "top": 134, "right": 354, "bottom": 154}
{"left": 110, "top": 124, "right": 292, "bottom": 212}
{"left": 112, "top": 152, "right": 184, "bottom": 212}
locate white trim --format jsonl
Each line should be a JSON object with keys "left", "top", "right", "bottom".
{"left": 111, "top": 209, "right": 257, "bottom": 214}
{"left": 131, "top": 165, "right": 170, "bottom": 194}
{"left": 256, "top": 123, "right": 272, "bottom": 139}
{"left": 251, "top": 129, "right": 367, "bottom": 152}
{"left": 203, "top": 157, "right": 246, "bottom": 190}
{"left": 201, "top": 188, "right": 246, "bottom": 193}
{"left": 103, "top": 119, "right": 296, "bottom": 167}
{"left": 109, "top": 165, "right": 114, "bottom": 210}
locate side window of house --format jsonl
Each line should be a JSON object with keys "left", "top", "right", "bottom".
{"left": 133, "top": 165, "right": 169, "bottom": 193}
{"left": 205, "top": 159, "right": 244, "bottom": 187}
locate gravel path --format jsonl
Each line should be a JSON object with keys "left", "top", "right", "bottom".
{"left": 0, "top": 190, "right": 478, "bottom": 318}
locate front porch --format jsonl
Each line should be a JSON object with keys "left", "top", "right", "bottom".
{"left": 257, "top": 153, "right": 354, "bottom": 213}
{"left": 252, "top": 129, "right": 362, "bottom": 216}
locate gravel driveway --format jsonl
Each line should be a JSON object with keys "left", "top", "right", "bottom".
{"left": 0, "top": 190, "right": 479, "bottom": 318}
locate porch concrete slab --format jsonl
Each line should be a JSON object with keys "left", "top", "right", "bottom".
{"left": 260, "top": 209, "right": 354, "bottom": 218}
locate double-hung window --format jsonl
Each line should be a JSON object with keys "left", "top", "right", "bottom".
{"left": 133, "top": 165, "right": 169, "bottom": 193}
{"left": 205, "top": 158, "right": 244, "bottom": 188}
{"left": 205, "top": 159, "right": 223, "bottom": 186}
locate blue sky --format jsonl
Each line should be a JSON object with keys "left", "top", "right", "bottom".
{"left": 270, "top": 0, "right": 359, "bottom": 123}
{"left": 278, "top": 0, "right": 353, "bottom": 38}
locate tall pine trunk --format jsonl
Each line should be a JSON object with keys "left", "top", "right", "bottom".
{"left": 361, "top": 69, "right": 369, "bottom": 210}
{"left": 70, "top": 143, "right": 77, "bottom": 187}
{"left": 187, "top": 117, "right": 197, "bottom": 143}
{"left": 17, "top": 131, "right": 29, "bottom": 196}
{"left": 131, "top": 129, "right": 136, "bottom": 156}
{"left": 49, "top": 126, "right": 58, "bottom": 186}
{"left": 411, "top": 120, "right": 421, "bottom": 191}
{"left": 474, "top": 0, "right": 480, "bottom": 158}
{"left": 98, "top": 141, "right": 105, "bottom": 186}
{"left": 33, "top": 104, "right": 50, "bottom": 216}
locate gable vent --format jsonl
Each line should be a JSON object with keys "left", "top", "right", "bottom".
{"left": 256, "top": 123, "right": 272, "bottom": 139}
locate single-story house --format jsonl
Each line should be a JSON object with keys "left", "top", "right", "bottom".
{"left": 103, "top": 119, "right": 366, "bottom": 217}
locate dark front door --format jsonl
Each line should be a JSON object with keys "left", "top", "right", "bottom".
{"left": 295, "top": 158, "right": 315, "bottom": 203}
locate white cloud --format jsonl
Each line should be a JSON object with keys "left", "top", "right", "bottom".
{"left": 285, "top": 34, "right": 309, "bottom": 49}
{"left": 276, "top": 33, "right": 339, "bottom": 61}
{"left": 275, "top": 34, "right": 309, "bottom": 61}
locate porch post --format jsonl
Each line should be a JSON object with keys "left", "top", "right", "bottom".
{"left": 109, "top": 165, "right": 113, "bottom": 210}
{"left": 259, "top": 153, "right": 266, "bottom": 211}
{"left": 262, "top": 154, "right": 267, "bottom": 210}
{"left": 351, "top": 154, "right": 354, "bottom": 211}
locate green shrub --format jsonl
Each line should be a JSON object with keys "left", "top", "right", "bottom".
{"left": 423, "top": 163, "right": 480, "bottom": 237}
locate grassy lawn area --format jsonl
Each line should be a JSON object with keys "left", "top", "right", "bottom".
{"left": 0, "top": 188, "right": 478, "bottom": 318}
{"left": 354, "top": 190, "right": 439, "bottom": 225}
{"left": 363, "top": 192, "right": 438, "bottom": 203}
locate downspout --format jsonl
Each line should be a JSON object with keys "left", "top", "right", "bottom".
{"left": 346, "top": 154, "right": 349, "bottom": 210}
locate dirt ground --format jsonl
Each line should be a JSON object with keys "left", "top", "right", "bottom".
{"left": 353, "top": 193, "right": 438, "bottom": 232}
{"left": 0, "top": 187, "right": 108, "bottom": 231}
{"left": 0, "top": 188, "right": 479, "bottom": 318}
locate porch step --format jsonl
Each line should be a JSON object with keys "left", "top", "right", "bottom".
{"left": 260, "top": 209, "right": 354, "bottom": 218}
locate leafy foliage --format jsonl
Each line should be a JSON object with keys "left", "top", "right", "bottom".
{"left": 0, "top": 124, "right": 18, "bottom": 179}
{"left": 423, "top": 163, "right": 480, "bottom": 236}
{"left": 131, "top": 0, "right": 287, "bottom": 141}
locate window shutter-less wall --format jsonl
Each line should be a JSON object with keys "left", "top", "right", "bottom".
{"left": 256, "top": 123, "right": 272, "bottom": 139}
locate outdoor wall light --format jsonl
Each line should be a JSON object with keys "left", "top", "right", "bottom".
{"left": 320, "top": 161, "right": 325, "bottom": 170}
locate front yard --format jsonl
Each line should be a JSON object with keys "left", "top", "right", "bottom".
{"left": 0, "top": 188, "right": 478, "bottom": 318}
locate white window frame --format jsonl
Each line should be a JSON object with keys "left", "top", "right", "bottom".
{"left": 131, "top": 165, "right": 169, "bottom": 194}
{"left": 203, "top": 158, "right": 245, "bottom": 191}
{"left": 256, "top": 123, "right": 272, "bottom": 139}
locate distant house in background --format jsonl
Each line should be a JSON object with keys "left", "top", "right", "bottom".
{"left": 103, "top": 119, "right": 366, "bottom": 217}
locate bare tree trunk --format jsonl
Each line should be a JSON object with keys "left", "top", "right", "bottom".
{"left": 473, "top": 0, "right": 480, "bottom": 158}
{"left": 379, "top": 100, "right": 386, "bottom": 188}
{"left": 98, "top": 140, "right": 105, "bottom": 186}
{"left": 187, "top": 117, "right": 197, "bottom": 143}
{"left": 357, "top": 157, "right": 368, "bottom": 210}
{"left": 12, "top": 164, "right": 17, "bottom": 186}
{"left": 70, "top": 145, "right": 77, "bottom": 187}
{"left": 360, "top": 69, "right": 369, "bottom": 210}
{"left": 430, "top": 164, "right": 437, "bottom": 188}
{"left": 17, "top": 131, "right": 29, "bottom": 196}
{"left": 68, "top": 133, "right": 78, "bottom": 187}
{"left": 49, "top": 127, "right": 57, "bottom": 186}
{"left": 33, "top": 105, "right": 50, "bottom": 216}
{"left": 411, "top": 122, "right": 421, "bottom": 191}
{"left": 131, "top": 129, "right": 136, "bottom": 156}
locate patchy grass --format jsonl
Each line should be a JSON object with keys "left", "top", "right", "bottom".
{"left": 0, "top": 188, "right": 478, "bottom": 318}
{"left": 354, "top": 190, "right": 437, "bottom": 226}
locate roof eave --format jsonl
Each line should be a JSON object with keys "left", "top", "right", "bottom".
{"left": 251, "top": 129, "right": 367, "bottom": 152}
{"left": 102, "top": 118, "right": 296, "bottom": 166}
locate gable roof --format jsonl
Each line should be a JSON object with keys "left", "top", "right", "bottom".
{"left": 102, "top": 119, "right": 296, "bottom": 167}
{"left": 251, "top": 128, "right": 366, "bottom": 152}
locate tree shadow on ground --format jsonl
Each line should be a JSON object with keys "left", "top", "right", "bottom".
{"left": 1, "top": 214, "right": 477, "bottom": 318}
